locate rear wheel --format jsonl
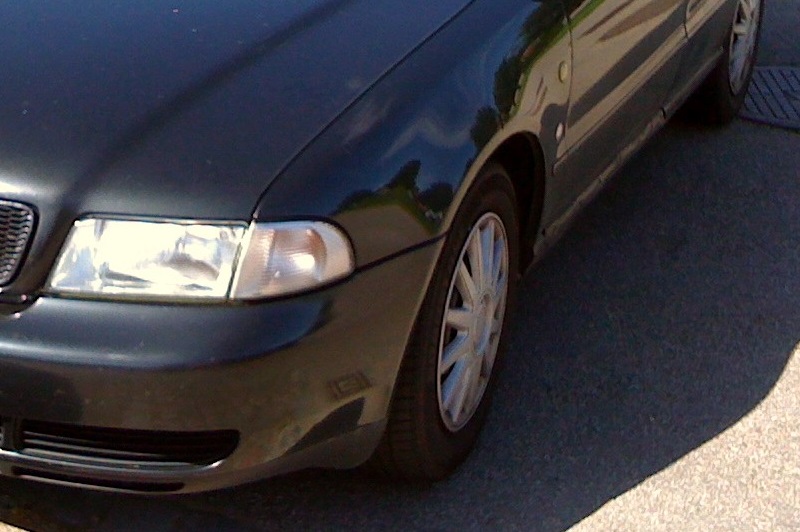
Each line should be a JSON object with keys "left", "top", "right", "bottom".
{"left": 685, "top": 0, "right": 764, "bottom": 124}
{"left": 369, "top": 163, "right": 519, "bottom": 481}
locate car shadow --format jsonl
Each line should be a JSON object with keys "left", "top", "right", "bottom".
{"left": 1, "top": 117, "right": 798, "bottom": 531}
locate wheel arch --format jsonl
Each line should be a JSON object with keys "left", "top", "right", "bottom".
{"left": 486, "top": 132, "right": 546, "bottom": 271}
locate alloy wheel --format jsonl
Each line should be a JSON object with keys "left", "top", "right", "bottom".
{"left": 437, "top": 212, "right": 509, "bottom": 432}
{"left": 729, "top": 0, "right": 761, "bottom": 94}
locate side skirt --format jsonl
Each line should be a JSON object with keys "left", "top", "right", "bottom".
{"left": 663, "top": 48, "right": 725, "bottom": 118}
{"left": 527, "top": 108, "right": 666, "bottom": 273}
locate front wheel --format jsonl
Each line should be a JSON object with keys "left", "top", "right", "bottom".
{"left": 685, "top": 0, "right": 764, "bottom": 124}
{"left": 368, "top": 163, "right": 520, "bottom": 481}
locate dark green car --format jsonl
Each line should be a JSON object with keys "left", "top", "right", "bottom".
{"left": 0, "top": 0, "right": 762, "bottom": 492}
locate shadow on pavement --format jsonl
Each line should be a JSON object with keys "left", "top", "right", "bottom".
{"left": 1, "top": 116, "right": 799, "bottom": 531}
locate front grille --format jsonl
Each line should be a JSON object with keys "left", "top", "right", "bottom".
{"left": 0, "top": 200, "right": 35, "bottom": 286}
{"left": 20, "top": 420, "right": 239, "bottom": 468}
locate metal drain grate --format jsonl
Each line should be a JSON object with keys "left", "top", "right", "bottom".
{"left": 740, "top": 67, "right": 800, "bottom": 130}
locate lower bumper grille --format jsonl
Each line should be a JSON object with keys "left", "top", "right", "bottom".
{"left": 13, "top": 468, "right": 184, "bottom": 493}
{"left": 19, "top": 420, "right": 239, "bottom": 468}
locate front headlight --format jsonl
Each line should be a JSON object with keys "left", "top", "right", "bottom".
{"left": 47, "top": 218, "right": 354, "bottom": 301}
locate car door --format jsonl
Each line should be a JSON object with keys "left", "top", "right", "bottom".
{"left": 547, "top": 0, "right": 688, "bottom": 217}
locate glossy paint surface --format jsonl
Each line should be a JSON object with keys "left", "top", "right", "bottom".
{"left": 0, "top": 239, "right": 442, "bottom": 492}
{"left": 257, "top": 0, "right": 571, "bottom": 266}
{"left": 0, "top": 0, "right": 741, "bottom": 492}
{"left": 0, "top": 0, "right": 471, "bottom": 294}
{"left": 545, "top": 0, "right": 688, "bottom": 221}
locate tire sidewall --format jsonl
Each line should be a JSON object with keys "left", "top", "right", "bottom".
{"left": 409, "top": 164, "right": 520, "bottom": 477}
{"left": 720, "top": 0, "right": 765, "bottom": 109}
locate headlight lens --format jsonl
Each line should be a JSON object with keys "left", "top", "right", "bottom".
{"left": 47, "top": 218, "right": 354, "bottom": 301}
{"left": 231, "top": 222, "right": 355, "bottom": 299}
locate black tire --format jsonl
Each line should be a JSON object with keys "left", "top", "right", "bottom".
{"left": 368, "top": 162, "right": 520, "bottom": 481}
{"left": 684, "top": 0, "right": 764, "bottom": 124}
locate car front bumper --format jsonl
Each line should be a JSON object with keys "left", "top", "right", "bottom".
{"left": 0, "top": 240, "right": 441, "bottom": 493}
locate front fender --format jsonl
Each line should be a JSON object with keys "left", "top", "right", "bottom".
{"left": 255, "top": 0, "right": 571, "bottom": 268}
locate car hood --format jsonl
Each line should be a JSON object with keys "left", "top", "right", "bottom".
{"left": 0, "top": 0, "right": 470, "bottom": 221}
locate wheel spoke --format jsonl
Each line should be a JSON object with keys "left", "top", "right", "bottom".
{"left": 746, "top": 25, "right": 758, "bottom": 48}
{"left": 486, "top": 284, "right": 504, "bottom": 331}
{"left": 482, "top": 338, "right": 498, "bottom": 374}
{"left": 462, "top": 361, "right": 482, "bottom": 413}
{"left": 739, "top": 7, "right": 750, "bottom": 24}
{"left": 480, "top": 223, "right": 495, "bottom": 292}
{"left": 467, "top": 230, "right": 484, "bottom": 291}
{"left": 441, "top": 360, "right": 465, "bottom": 410}
{"left": 440, "top": 333, "right": 471, "bottom": 374}
{"left": 491, "top": 237, "right": 504, "bottom": 291}
{"left": 490, "top": 316, "right": 503, "bottom": 335}
{"left": 446, "top": 307, "right": 473, "bottom": 331}
{"left": 494, "top": 271, "right": 508, "bottom": 303}
{"left": 455, "top": 261, "right": 478, "bottom": 307}
{"left": 730, "top": 42, "right": 746, "bottom": 79}
{"left": 742, "top": 0, "right": 755, "bottom": 20}
{"left": 443, "top": 362, "right": 472, "bottom": 420}
{"left": 730, "top": 51, "right": 742, "bottom": 74}
{"left": 475, "top": 330, "right": 491, "bottom": 359}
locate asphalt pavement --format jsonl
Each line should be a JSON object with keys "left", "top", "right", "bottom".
{"left": 1, "top": 1, "right": 799, "bottom": 530}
